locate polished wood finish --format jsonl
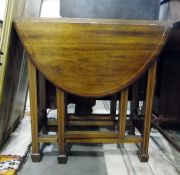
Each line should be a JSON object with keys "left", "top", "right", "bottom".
{"left": 139, "top": 62, "right": 157, "bottom": 162}
{"left": 14, "top": 18, "right": 169, "bottom": 97}
{"left": 124, "top": 135, "right": 142, "bottom": 143}
{"left": 119, "top": 89, "right": 128, "bottom": 140}
{"left": 38, "top": 135, "right": 58, "bottom": 143}
{"left": 28, "top": 59, "right": 41, "bottom": 162}
{"left": 47, "top": 115, "right": 115, "bottom": 127}
{"left": 15, "top": 18, "right": 170, "bottom": 163}
{"left": 66, "top": 136, "right": 142, "bottom": 144}
{"left": 48, "top": 119, "right": 115, "bottom": 127}
{"left": 65, "top": 131, "right": 118, "bottom": 139}
{"left": 56, "top": 88, "right": 67, "bottom": 163}
{"left": 68, "top": 114, "right": 115, "bottom": 121}
{"left": 66, "top": 120, "right": 115, "bottom": 126}
{"left": 66, "top": 138, "right": 120, "bottom": 144}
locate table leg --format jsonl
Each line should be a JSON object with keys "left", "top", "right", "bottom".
{"left": 118, "top": 88, "right": 128, "bottom": 141}
{"left": 56, "top": 88, "right": 67, "bottom": 164}
{"left": 28, "top": 59, "right": 41, "bottom": 162}
{"left": 138, "top": 62, "right": 157, "bottom": 162}
{"left": 130, "top": 82, "right": 139, "bottom": 135}
{"left": 110, "top": 95, "right": 117, "bottom": 130}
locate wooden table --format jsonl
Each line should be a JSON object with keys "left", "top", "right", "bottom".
{"left": 14, "top": 18, "right": 170, "bottom": 163}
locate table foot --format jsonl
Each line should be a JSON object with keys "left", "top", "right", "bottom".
{"left": 137, "top": 151, "right": 149, "bottom": 162}
{"left": 31, "top": 153, "right": 42, "bottom": 162}
{"left": 57, "top": 155, "right": 68, "bottom": 164}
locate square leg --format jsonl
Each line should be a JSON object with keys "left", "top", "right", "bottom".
{"left": 137, "top": 152, "right": 149, "bottom": 162}
{"left": 138, "top": 62, "right": 157, "bottom": 162}
{"left": 28, "top": 59, "right": 42, "bottom": 162}
{"left": 57, "top": 154, "right": 68, "bottom": 164}
{"left": 129, "top": 82, "right": 139, "bottom": 135}
{"left": 56, "top": 88, "right": 67, "bottom": 164}
{"left": 31, "top": 153, "right": 42, "bottom": 162}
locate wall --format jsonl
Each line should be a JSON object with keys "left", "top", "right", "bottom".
{"left": 60, "top": 0, "right": 160, "bottom": 19}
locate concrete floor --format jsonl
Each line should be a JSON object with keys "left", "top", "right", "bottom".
{"left": 19, "top": 107, "right": 180, "bottom": 175}
{"left": 19, "top": 131, "right": 180, "bottom": 175}
{"left": 20, "top": 144, "right": 107, "bottom": 175}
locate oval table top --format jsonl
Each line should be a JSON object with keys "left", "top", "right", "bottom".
{"left": 14, "top": 18, "right": 170, "bottom": 97}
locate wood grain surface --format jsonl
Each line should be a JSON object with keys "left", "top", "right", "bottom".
{"left": 14, "top": 18, "right": 170, "bottom": 97}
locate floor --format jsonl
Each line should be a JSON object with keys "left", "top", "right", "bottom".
{"left": 17, "top": 100, "right": 180, "bottom": 175}
{"left": 20, "top": 131, "right": 180, "bottom": 175}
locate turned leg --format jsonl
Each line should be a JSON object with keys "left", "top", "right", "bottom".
{"left": 56, "top": 88, "right": 67, "bottom": 164}
{"left": 28, "top": 59, "right": 41, "bottom": 162}
{"left": 138, "top": 62, "right": 157, "bottom": 162}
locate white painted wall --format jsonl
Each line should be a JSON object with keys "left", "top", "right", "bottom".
{"left": 41, "top": 0, "right": 60, "bottom": 18}
{"left": 0, "top": 0, "right": 7, "bottom": 21}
